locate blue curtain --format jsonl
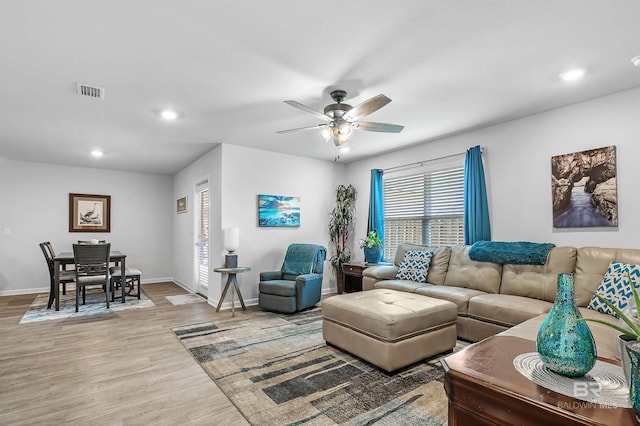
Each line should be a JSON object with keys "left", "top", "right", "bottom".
{"left": 464, "top": 146, "right": 491, "bottom": 244}
{"left": 367, "top": 169, "right": 384, "bottom": 240}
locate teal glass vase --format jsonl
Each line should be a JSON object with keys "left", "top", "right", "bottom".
{"left": 536, "top": 273, "right": 597, "bottom": 377}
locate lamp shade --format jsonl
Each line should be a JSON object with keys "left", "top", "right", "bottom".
{"left": 224, "top": 227, "right": 239, "bottom": 253}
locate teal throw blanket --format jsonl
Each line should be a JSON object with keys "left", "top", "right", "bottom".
{"left": 281, "top": 244, "right": 326, "bottom": 275}
{"left": 468, "top": 241, "right": 555, "bottom": 265}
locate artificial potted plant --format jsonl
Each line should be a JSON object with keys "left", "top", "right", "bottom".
{"left": 359, "top": 230, "right": 383, "bottom": 264}
{"left": 328, "top": 184, "right": 357, "bottom": 294}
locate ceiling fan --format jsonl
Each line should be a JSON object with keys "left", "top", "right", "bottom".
{"left": 277, "top": 90, "right": 404, "bottom": 146}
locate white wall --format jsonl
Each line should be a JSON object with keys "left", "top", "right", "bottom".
{"left": 172, "top": 143, "right": 347, "bottom": 307}
{"left": 0, "top": 159, "right": 173, "bottom": 295}
{"left": 347, "top": 87, "right": 640, "bottom": 257}
{"left": 172, "top": 146, "right": 220, "bottom": 293}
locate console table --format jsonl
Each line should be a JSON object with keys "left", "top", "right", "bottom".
{"left": 213, "top": 266, "right": 250, "bottom": 316}
{"left": 441, "top": 335, "right": 635, "bottom": 425}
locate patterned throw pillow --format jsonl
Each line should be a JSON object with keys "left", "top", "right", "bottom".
{"left": 395, "top": 250, "right": 433, "bottom": 283}
{"left": 588, "top": 261, "right": 640, "bottom": 317}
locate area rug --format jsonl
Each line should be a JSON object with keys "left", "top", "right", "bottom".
{"left": 172, "top": 308, "right": 467, "bottom": 425}
{"left": 166, "top": 293, "right": 207, "bottom": 305}
{"left": 19, "top": 287, "right": 155, "bottom": 324}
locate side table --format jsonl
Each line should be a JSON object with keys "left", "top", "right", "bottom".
{"left": 342, "top": 262, "right": 368, "bottom": 293}
{"left": 213, "top": 266, "right": 250, "bottom": 316}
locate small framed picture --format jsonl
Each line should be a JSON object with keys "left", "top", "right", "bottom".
{"left": 69, "top": 193, "right": 111, "bottom": 233}
{"left": 177, "top": 196, "right": 188, "bottom": 213}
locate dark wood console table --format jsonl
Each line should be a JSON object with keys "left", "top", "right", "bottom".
{"left": 441, "top": 335, "right": 636, "bottom": 426}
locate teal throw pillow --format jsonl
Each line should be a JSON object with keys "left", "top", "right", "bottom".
{"left": 396, "top": 250, "right": 433, "bottom": 283}
{"left": 587, "top": 261, "right": 640, "bottom": 317}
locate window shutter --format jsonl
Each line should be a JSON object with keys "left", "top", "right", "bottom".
{"left": 383, "top": 165, "right": 464, "bottom": 260}
{"left": 197, "top": 189, "right": 209, "bottom": 285}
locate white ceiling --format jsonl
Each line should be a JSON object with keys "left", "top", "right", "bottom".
{"left": 1, "top": 1, "right": 639, "bottom": 175}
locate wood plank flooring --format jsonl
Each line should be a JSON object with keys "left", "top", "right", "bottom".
{"left": 0, "top": 282, "right": 251, "bottom": 426}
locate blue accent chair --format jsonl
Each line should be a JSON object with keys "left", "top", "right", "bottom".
{"left": 258, "top": 243, "right": 327, "bottom": 313}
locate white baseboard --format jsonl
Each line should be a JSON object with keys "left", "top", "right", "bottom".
{"left": 0, "top": 287, "right": 49, "bottom": 296}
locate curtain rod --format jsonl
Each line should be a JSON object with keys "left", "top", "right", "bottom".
{"left": 382, "top": 146, "right": 484, "bottom": 173}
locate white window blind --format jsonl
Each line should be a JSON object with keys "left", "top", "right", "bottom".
{"left": 383, "top": 164, "right": 465, "bottom": 260}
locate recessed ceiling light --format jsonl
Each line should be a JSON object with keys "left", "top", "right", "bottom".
{"left": 559, "top": 68, "right": 585, "bottom": 81}
{"left": 631, "top": 56, "right": 640, "bottom": 67}
{"left": 91, "top": 150, "right": 103, "bottom": 158}
{"left": 160, "top": 109, "right": 178, "bottom": 120}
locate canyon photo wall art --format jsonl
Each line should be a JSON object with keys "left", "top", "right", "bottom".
{"left": 551, "top": 145, "right": 618, "bottom": 228}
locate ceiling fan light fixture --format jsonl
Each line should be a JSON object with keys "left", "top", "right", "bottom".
{"left": 320, "top": 126, "right": 333, "bottom": 142}
{"left": 338, "top": 122, "right": 352, "bottom": 137}
{"left": 337, "top": 132, "right": 350, "bottom": 145}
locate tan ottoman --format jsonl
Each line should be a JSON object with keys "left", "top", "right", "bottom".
{"left": 322, "top": 288, "right": 458, "bottom": 372}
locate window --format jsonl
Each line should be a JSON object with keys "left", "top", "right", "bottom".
{"left": 383, "top": 162, "right": 464, "bottom": 260}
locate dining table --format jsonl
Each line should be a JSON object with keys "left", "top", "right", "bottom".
{"left": 52, "top": 250, "right": 127, "bottom": 311}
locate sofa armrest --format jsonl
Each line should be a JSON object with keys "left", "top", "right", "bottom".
{"left": 260, "top": 271, "right": 283, "bottom": 281}
{"left": 363, "top": 265, "right": 398, "bottom": 280}
{"left": 362, "top": 265, "right": 398, "bottom": 291}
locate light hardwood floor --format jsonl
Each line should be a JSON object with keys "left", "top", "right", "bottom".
{"left": 0, "top": 282, "right": 251, "bottom": 426}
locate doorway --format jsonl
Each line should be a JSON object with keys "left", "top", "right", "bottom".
{"left": 195, "top": 181, "right": 209, "bottom": 296}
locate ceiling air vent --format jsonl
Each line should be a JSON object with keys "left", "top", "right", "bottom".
{"left": 76, "top": 83, "right": 105, "bottom": 100}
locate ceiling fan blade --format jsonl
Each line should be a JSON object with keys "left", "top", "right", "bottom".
{"left": 283, "top": 100, "right": 332, "bottom": 122}
{"left": 276, "top": 123, "right": 327, "bottom": 134}
{"left": 343, "top": 94, "right": 392, "bottom": 121}
{"left": 352, "top": 121, "right": 404, "bottom": 133}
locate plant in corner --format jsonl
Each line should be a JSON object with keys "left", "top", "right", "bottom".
{"left": 359, "top": 230, "right": 383, "bottom": 264}
{"left": 578, "top": 272, "right": 640, "bottom": 340}
{"left": 328, "top": 184, "right": 356, "bottom": 294}
{"left": 578, "top": 272, "right": 640, "bottom": 411}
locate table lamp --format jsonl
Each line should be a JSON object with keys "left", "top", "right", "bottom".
{"left": 224, "top": 227, "right": 239, "bottom": 268}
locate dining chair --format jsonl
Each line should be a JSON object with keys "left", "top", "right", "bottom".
{"left": 73, "top": 243, "right": 111, "bottom": 312}
{"left": 40, "top": 242, "right": 75, "bottom": 309}
{"left": 77, "top": 239, "right": 106, "bottom": 244}
{"left": 109, "top": 266, "right": 142, "bottom": 301}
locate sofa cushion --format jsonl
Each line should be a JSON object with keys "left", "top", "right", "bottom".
{"left": 500, "top": 246, "right": 577, "bottom": 303}
{"left": 443, "top": 246, "right": 502, "bottom": 293}
{"left": 396, "top": 250, "right": 433, "bottom": 283}
{"left": 588, "top": 261, "right": 640, "bottom": 317}
{"left": 374, "top": 280, "right": 430, "bottom": 293}
{"left": 468, "top": 294, "right": 552, "bottom": 328}
{"left": 415, "top": 285, "right": 486, "bottom": 315}
{"left": 393, "top": 244, "right": 451, "bottom": 285}
{"left": 575, "top": 247, "right": 640, "bottom": 307}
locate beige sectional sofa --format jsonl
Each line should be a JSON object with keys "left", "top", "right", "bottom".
{"left": 362, "top": 243, "right": 640, "bottom": 360}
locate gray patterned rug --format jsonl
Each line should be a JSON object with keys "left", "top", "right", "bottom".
{"left": 19, "top": 286, "right": 155, "bottom": 324}
{"left": 172, "top": 308, "right": 466, "bottom": 425}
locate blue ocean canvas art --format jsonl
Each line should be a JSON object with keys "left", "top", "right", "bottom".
{"left": 258, "top": 194, "right": 300, "bottom": 227}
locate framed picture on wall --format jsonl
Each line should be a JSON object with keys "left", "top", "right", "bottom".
{"left": 551, "top": 145, "right": 618, "bottom": 228}
{"left": 258, "top": 194, "right": 300, "bottom": 227}
{"left": 177, "top": 196, "right": 188, "bottom": 213}
{"left": 69, "top": 193, "right": 111, "bottom": 232}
